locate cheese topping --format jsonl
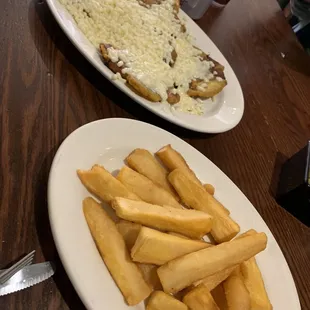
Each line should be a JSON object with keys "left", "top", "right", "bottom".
{"left": 61, "top": 0, "right": 216, "bottom": 114}
{"left": 197, "top": 82, "right": 208, "bottom": 91}
{"left": 172, "top": 93, "right": 205, "bottom": 115}
{"left": 112, "top": 72, "right": 126, "bottom": 83}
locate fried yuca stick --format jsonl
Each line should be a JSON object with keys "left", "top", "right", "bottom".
{"left": 233, "top": 229, "right": 272, "bottom": 308}
{"left": 77, "top": 165, "right": 140, "bottom": 203}
{"left": 236, "top": 229, "right": 257, "bottom": 239}
{"left": 203, "top": 184, "right": 230, "bottom": 216}
{"left": 169, "top": 169, "right": 229, "bottom": 218}
{"left": 116, "top": 220, "right": 142, "bottom": 251}
{"left": 126, "top": 148, "right": 179, "bottom": 200}
{"left": 83, "top": 197, "right": 151, "bottom": 305}
{"left": 156, "top": 145, "right": 230, "bottom": 215}
{"left": 204, "top": 184, "right": 215, "bottom": 195}
{"left": 131, "top": 227, "right": 211, "bottom": 265}
{"left": 157, "top": 233, "right": 267, "bottom": 294}
{"left": 111, "top": 197, "right": 213, "bottom": 239}
{"left": 183, "top": 284, "right": 219, "bottom": 310}
{"left": 147, "top": 291, "right": 188, "bottom": 310}
{"left": 156, "top": 144, "right": 201, "bottom": 185}
{"left": 240, "top": 257, "right": 272, "bottom": 309}
{"left": 169, "top": 169, "right": 239, "bottom": 243}
{"left": 193, "top": 230, "right": 258, "bottom": 290}
{"left": 117, "top": 220, "right": 193, "bottom": 248}
{"left": 223, "top": 269, "right": 251, "bottom": 310}
{"left": 116, "top": 221, "right": 162, "bottom": 289}
{"left": 117, "top": 166, "right": 183, "bottom": 209}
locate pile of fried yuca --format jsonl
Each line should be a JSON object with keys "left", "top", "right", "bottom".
{"left": 77, "top": 145, "right": 273, "bottom": 310}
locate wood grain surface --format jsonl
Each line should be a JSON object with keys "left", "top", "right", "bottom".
{"left": 0, "top": 0, "right": 309, "bottom": 309}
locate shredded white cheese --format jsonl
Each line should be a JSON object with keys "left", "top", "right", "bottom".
{"left": 197, "top": 82, "right": 208, "bottom": 91}
{"left": 60, "top": 0, "right": 215, "bottom": 115}
{"left": 172, "top": 92, "right": 205, "bottom": 115}
{"left": 112, "top": 72, "right": 126, "bottom": 83}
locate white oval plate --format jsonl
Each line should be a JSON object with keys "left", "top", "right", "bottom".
{"left": 48, "top": 118, "right": 300, "bottom": 310}
{"left": 46, "top": 0, "right": 244, "bottom": 133}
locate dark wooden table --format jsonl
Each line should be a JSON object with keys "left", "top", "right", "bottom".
{"left": 1, "top": 0, "right": 310, "bottom": 309}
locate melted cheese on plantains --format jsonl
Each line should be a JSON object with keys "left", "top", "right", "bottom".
{"left": 61, "top": 0, "right": 214, "bottom": 114}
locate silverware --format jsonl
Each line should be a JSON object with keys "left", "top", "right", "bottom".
{"left": 0, "top": 250, "right": 35, "bottom": 284}
{"left": 0, "top": 262, "right": 55, "bottom": 296}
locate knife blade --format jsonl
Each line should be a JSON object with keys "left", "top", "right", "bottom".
{"left": 0, "top": 262, "right": 55, "bottom": 296}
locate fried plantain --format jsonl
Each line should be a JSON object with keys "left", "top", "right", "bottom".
{"left": 99, "top": 2, "right": 227, "bottom": 104}
{"left": 126, "top": 75, "right": 162, "bottom": 102}
{"left": 100, "top": 43, "right": 161, "bottom": 102}
{"left": 100, "top": 43, "right": 180, "bottom": 104}
{"left": 187, "top": 79, "right": 227, "bottom": 98}
{"left": 187, "top": 48, "right": 227, "bottom": 98}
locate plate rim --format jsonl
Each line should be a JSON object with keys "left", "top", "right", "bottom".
{"left": 45, "top": 0, "right": 244, "bottom": 133}
{"left": 48, "top": 118, "right": 300, "bottom": 310}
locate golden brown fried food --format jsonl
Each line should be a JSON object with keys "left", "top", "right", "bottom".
{"left": 169, "top": 169, "right": 239, "bottom": 243}
{"left": 116, "top": 220, "right": 162, "bottom": 289}
{"left": 233, "top": 225, "right": 271, "bottom": 310}
{"left": 236, "top": 229, "right": 257, "bottom": 239}
{"left": 83, "top": 197, "right": 151, "bottom": 305}
{"left": 156, "top": 145, "right": 229, "bottom": 215}
{"left": 223, "top": 269, "right": 251, "bottom": 310}
{"left": 183, "top": 284, "right": 219, "bottom": 310}
{"left": 99, "top": 43, "right": 123, "bottom": 74}
{"left": 204, "top": 184, "right": 215, "bottom": 195}
{"left": 77, "top": 165, "right": 140, "bottom": 203}
{"left": 126, "top": 74, "right": 163, "bottom": 102}
{"left": 99, "top": 1, "right": 227, "bottom": 105}
{"left": 126, "top": 148, "right": 179, "bottom": 200}
{"left": 99, "top": 43, "right": 114, "bottom": 62}
{"left": 117, "top": 166, "right": 183, "bottom": 209}
{"left": 147, "top": 291, "right": 188, "bottom": 310}
{"left": 157, "top": 233, "right": 267, "bottom": 294}
{"left": 240, "top": 257, "right": 273, "bottom": 310}
{"left": 131, "top": 227, "right": 211, "bottom": 265}
{"left": 100, "top": 43, "right": 162, "bottom": 102}
{"left": 99, "top": 43, "right": 180, "bottom": 104}
{"left": 111, "top": 197, "right": 213, "bottom": 239}
{"left": 187, "top": 79, "right": 227, "bottom": 99}
{"left": 202, "top": 54, "right": 225, "bottom": 72}
{"left": 156, "top": 144, "right": 201, "bottom": 184}
{"left": 191, "top": 230, "right": 259, "bottom": 290}
{"left": 187, "top": 50, "right": 227, "bottom": 99}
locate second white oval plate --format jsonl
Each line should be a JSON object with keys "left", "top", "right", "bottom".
{"left": 46, "top": 0, "right": 244, "bottom": 133}
{"left": 48, "top": 118, "right": 300, "bottom": 310}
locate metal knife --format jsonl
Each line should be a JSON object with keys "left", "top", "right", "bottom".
{"left": 0, "top": 262, "right": 55, "bottom": 296}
